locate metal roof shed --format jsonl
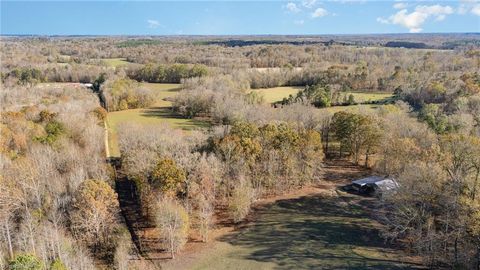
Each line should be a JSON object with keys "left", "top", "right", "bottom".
{"left": 352, "top": 176, "right": 384, "bottom": 188}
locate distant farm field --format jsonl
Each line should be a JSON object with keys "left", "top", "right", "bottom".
{"left": 345, "top": 92, "right": 394, "bottom": 103}
{"left": 106, "top": 83, "right": 209, "bottom": 157}
{"left": 102, "top": 58, "right": 130, "bottom": 67}
{"left": 249, "top": 87, "right": 392, "bottom": 105}
{"left": 250, "top": 86, "right": 302, "bottom": 104}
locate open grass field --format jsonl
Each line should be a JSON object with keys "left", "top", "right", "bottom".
{"left": 106, "top": 83, "right": 209, "bottom": 157}
{"left": 345, "top": 91, "right": 394, "bottom": 103}
{"left": 102, "top": 58, "right": 130, "bottom": 68}
{"left": 250, "top": 87, "right": 392, "bottom": 105}
{"left": 250, "top": 86, "right": 302, "bottom": 104}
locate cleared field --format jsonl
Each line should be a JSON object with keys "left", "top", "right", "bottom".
{"left": 185, "top": 191, "right": 422, "bottom": 270}
{"left": 250, "top": 88, "right": 392, "bottom": 105}
{"left": 106, "top": 83, "right": 208, "bottom": 157}
{"left": 102, "top": 58, "right": 130, "bottom": 67}
{"left": 139, "top": 83, "right": 182, "bottom": 107}
{"left": 344, "top": 91, "right": 393, "bottom": 103}
{"left": 250, "top": 86, "right": 302, "bottom": 104}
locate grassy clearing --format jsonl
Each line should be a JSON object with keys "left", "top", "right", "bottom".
{"left": 187, "top": 192, "right": 422, "bottom": 270}
{"left": 250, "top": 87, "right": 302, "bottom": 104}
{"left": 344, "top": 92, "right": 394, "bottom": 103}
{"left": 106, "top": 83, "right": 208, "bottom": 157}
{"left": 139, "top": 83, "right": 183, "bottom": 107}
{"left": 250, "top": 87, "right": 392, "bottom": 105}
{"left": 102, "top": 58, "right": 130, "bottom": 68}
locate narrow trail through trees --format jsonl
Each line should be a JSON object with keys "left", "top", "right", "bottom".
{"left": 91, "top": 85, "right": 160, "bottom": 266}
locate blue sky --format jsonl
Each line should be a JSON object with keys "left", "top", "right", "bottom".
{"left": 1, "top": 1, "right": 479, "bottom": 35}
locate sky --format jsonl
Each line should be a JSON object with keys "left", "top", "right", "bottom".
{"left": 1, "top": 1, "right": 479, "bottom": 35}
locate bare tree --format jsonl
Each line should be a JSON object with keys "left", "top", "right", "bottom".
{"left": 154, "top": 198, "right": 189, "bottom": 259}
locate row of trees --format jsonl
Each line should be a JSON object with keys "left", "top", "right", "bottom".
{"left": 127, "top": 63, "right": 208, "bottom": 83}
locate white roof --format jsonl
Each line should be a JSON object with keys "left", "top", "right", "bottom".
{"left": 352, "top": 176, "right": 384, "bottom": 186}
{"left": 373, "top": 179, "right": 399, "bottom": 191}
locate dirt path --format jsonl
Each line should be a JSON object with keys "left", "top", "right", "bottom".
{"left": 104, "top": 121, "right": 111, "bottom": 158}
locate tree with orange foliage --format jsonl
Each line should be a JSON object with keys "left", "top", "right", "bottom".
{"left": 71, "top": 179, "right": 119, "bottom": 249}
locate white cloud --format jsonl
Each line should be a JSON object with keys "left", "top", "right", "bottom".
{"left": 378, "top": 4, "right": 453, "bottom": 33}
{"left": 435, "top": 14, "right": 447, "bottom": 21}
{"left": 393, "top": 3, "right": 407, "bottom": 9}
{"left": 294, "top": 20, "right": 305, "bottom": 25}
{"left": 331, "top": 0, "right": 365, "bottom": 3}
{"left": 376, "top": 17, "right": 390, "bottom": 24}
{"left": 457, "top": 0, "right": 480, "bottom": 16}
{"left": 415, "top": 5, "right": 453, "bottom": 17}
{"left": 312, "top": 7, "right": 328, "bottom": 18}
{"left": 302, "top": 0, "right": 317, "bottom": 9}
{"left": 147, "top": 19, "right": 160, "bottom": 29}
{"left": 472, "top": 4, "right": 480, "bottom": 16}
{"left": 458, "top": 4, "right": 469, "bottom": 14}
{"left": 286, "top": 2, "right": 301, "bottom": 13}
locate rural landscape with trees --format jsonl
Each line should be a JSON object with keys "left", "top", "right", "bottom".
{"left": 1, "top": 3, "right": 480, "bottom": 269}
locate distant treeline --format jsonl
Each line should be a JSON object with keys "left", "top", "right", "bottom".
{"left": 193, "top": 39, "right": 345, "bottom": 47}
{"left": 117, "top": 39, "right": 164, "bottom": 48}
{"left": 385, "top": 41, "right": 428, "bottom": 49}
{"left": 117, "top": 38, "right": 474, "bottom": 50}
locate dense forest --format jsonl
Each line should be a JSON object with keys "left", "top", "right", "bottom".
{"left": 1, "top": 34, "right": 479, "bottom": 269}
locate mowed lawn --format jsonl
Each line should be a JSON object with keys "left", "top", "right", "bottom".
{"left": 188, "top": 192, "right": 423, "bottom": 270}
{"left": 106, "top": 83, "right": 209, "bottom": 157}
{"left": 250, "top": 87, "right": 302, "bottom": 104}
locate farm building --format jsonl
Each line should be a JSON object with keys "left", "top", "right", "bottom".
{"left": 351, "top": 176, "right": 398, "bottom": 195}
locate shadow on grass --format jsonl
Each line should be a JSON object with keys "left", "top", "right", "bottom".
{"left": 140, "top": 106, "right": 210, "bottom": 130}
{"left": 219, "top": 194, "right": 424, "bottom": 270}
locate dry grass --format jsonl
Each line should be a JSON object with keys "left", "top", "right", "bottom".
{"left": 250, "top": 86, "right": 302, "bottom": 104}
{"left": 102, "top": 58, "right": 130, "bottom": 67}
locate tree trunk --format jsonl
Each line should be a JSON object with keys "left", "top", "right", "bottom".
{"left": 364, "top": 150, "right": 370, "bottom": 168}
{"left": 325, "top": 128, "right": 329, "bottom": 156}
{"left": 476, "top": 244, "right": 480, "bottom": 270}
{"left": 472, "top": 168, "right": 479, "bottom": 201}
{"left": 4, "top": 220, "right": 13, "bottom": 259}
{"left": 454, "top": 236, "right": 458, "bottom": 266}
